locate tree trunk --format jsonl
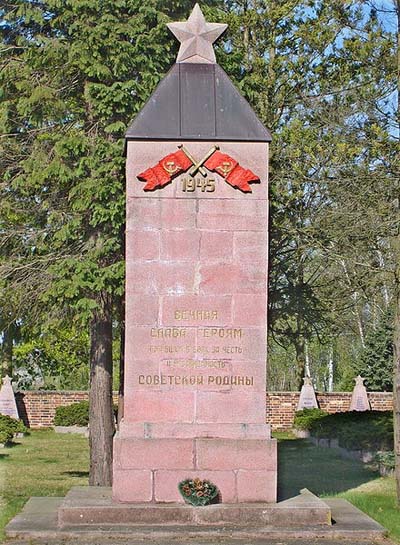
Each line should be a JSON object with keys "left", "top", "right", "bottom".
{"left": 305, "top": 339, "right": 311, "bottom": 378}
{"left": 394, "top": 284, "right": 400, "bottom": 504}
{"left": 89, "top": 294, "right": 114, "bottom": 486}
{"left": 327, "top": 343, "right": 334, "bottom": 393}
{"left": 393, "top": 0, "right": 400, "bottom": 504}
{"left": 1, "top": 322, "right": 14, "bottom": 378}
{"left": 294, "top": 247, "right": 306, "bottom": 390}
{"left": 392, "top": 0, "right": 400, "bottom": 505}
{"left": 341, "top": 259, "right": 366, "bottom": 347}
{"left": 294, "top": 335, "right": 306, "bottom": 390}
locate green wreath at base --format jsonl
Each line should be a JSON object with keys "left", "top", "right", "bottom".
{"left": 178, "top": 477, "right": 220, "bottom": 506}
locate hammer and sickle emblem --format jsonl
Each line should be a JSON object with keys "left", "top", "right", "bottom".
{"left": 162, "top": 160, "right": 180, "bottom": 175}
{"left": 216, "top": 161, "right": 233, "bottom": 177}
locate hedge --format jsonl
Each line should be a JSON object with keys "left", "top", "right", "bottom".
{"left": 0, "top": 414, "right": 27, "bottom": 444}
{"left": 308, "top": 410, "right": 393, "bottom": 451}
{"left": 293, "top": 408, "right": 329, "bottom": 430}
{"left": 53, "top": 401, "right": 89, "bottom": 427}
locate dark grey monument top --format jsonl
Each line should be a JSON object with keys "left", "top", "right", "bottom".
{"left": 126, "top": 63, "right": 271, "bottom": 142}
{"left": 125, "top": 5, "right": 271, "bottom": 143}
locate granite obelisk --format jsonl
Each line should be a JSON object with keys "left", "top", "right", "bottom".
{"left": 113, "top": 4, "right": 277, "bottom": 504}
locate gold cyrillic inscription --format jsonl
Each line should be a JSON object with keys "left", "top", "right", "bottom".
{"left": 138, "top": 374, "right": 254, "bottom": 386}
{"left": 165, "top": 359, "right": 227, "bottom": 369}
{"left": 148, "top": 345, "right": 243, "bottom": 355}
{"left": 200, "top": 328, "right": 243, "bottom": 339}
{"left": 174, "top": 309, "right": 218, "bottom": 321}
{"left": 150, "top": 328, "right": 186, "bottom": 338}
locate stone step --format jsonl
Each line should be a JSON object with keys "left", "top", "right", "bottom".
{"left": 57, "top": 486, "right": 331, "bottom": 528}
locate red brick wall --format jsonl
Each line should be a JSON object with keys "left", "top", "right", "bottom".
{"left": 265, "top": 391, "right": 393, "bottom": 431}
{"left": 15, "top": 391, "right": 119, "bottom": 428}
{"left": 15, "top": 390, "right": 393, "bottom": 430}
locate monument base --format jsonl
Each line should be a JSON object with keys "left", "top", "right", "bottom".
{"left": 58, "top": 486, "right": 331, "bottom": 528}
{"left": 113, "top": 427, "right": 277, "bottom": 503}
{"left": 6, "top": 489, "right": 387, "bottom": 542}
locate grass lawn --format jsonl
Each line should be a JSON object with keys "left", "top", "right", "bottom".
{"left": 0, "top": 429, "right": 88, "bottom": 540}
{"left": 1, "top": 429, "right": 399, "bottom": 542}
{"left": 340, "top": 478, "right": 400, "bottom": 542}
{"left": 276, "top": 434, "right": 400, "bottom": 542}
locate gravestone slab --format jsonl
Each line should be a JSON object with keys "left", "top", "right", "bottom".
{"left": 0, "top": 375, "right": 19, "bottom": 419}
{"left": 350, "top": 375, "right": 370, "bottom": 411}
{"left": 297, "top": 377, "right": 318, "bottom": 411}
{"left": 113, "top": 4, "right": 276, "bottom": 505}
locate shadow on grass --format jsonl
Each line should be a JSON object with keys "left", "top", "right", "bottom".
{"left": 3, "top": 442, "right": 22, "bottom": 449}
{"left": 62, "top": 471, "right": 89, "bottom": 478}
{"left": 277, "top": 438, "right": 379, "bottom": 501}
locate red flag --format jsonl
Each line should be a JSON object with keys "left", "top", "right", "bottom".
{"left": 137, "top": 150, "right": 192, "bottom": 191}
{"left": 204, "top": 151, "right": 259, "bottom": 192}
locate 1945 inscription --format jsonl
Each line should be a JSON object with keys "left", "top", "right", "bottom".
{"left": 181, "top": 177, "right": 215, "bottom": 193}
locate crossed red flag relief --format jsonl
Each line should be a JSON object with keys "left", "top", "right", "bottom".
{"left": 137, "top": 145, "right": 260, "bottom": 193}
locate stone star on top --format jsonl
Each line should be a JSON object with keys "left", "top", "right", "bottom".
{"left": 2, "top": 375, "right": 12, "bottom": 386}
{"left": 167, "top": 4, "right": 227, "bottom": 64}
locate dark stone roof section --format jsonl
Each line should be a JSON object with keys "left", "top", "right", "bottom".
{"left": 126, "top": 63, "right": 271, "bottom": 142}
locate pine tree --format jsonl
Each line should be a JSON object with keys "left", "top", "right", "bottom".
{"left": 1, "top": 0, "right": 212, "bottom": 485}
{"left": 358, "top": 310, "right": 394, "bottom": 391}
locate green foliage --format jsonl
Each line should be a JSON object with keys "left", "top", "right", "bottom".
{"left": 309, "top": 411, "right": 393, "bottom": 452}
{"left": 0, "top": 0, "right": 186, "bottom": 332}
{"left": 217, "top": 1, "right": 397, "bottom": 389}
{"left": 178, "top": 478, "right": 219, "bottom": 506}
{"left": 0, "top": 0, "right": 398, "bottom": 400}
{"left": 293, "top": 408, "right": 328, "bottom": 431}
{"left": 357, "top": 309, "right": 394, "bottom": 392}
{"left": 0, "top": 414, "right": 27, "bottom": 444}
{"left": 53, "top": 401, "right": 89, "bottom": 427}
{"left": 13, "top": 325, "right": 90, "bottom": 390}
{"left": 374, "top": 451, "right": 395, "bottom": 473}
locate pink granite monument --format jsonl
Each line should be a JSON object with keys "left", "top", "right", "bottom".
{"left": 350, "top": 375, "right": 370, "bottom": 411}
{"left": 0, "top": 375, "right": 19, "bottom": 419}
{"left": 297, "top": 377, "right": 318, "bottom": 411}
{"left": 113, "top": 4, "right": 277, "bottom": 505}
{"left": 10, "top": 7, "right": 386, "bottom": 537}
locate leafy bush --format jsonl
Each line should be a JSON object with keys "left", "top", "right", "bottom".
{"left": 309, "top": 411, "right": 393, "bottom": 451}
{"left": 293, "top": 408, "right": 329, "bottom": 430}
{"left": 374, "top": 450, "right": 395, "bottom": 473}
{"left": 54, "top": 401, "right": 89, "bottom": 427}
{"left": 0, "top": 414, "right": 27, "bottom": 444}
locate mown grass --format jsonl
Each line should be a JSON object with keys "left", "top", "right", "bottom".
{"left": 340, "top": 478, "right": 400, "bottom": 542}
{"left": 0, "top": 429, "right": 88, "bottom": 540}
{"left": 1, "top": 429, "right": 399, "bottom": 543}
{"left": 276, "top": 435, "right": 380, "bottom": 499}
{"left": 277, "top": 434, "right": 400, "bottom": 542}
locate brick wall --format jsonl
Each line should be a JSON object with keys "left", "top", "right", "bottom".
{"left": 15, "top": 391, "right": 119, "bottom": 428}
{"left": 265, "top": 391, "right": 393, "bottom": 431}
{"left": 15, "top": 390, "right": 393, "bottom": 430}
